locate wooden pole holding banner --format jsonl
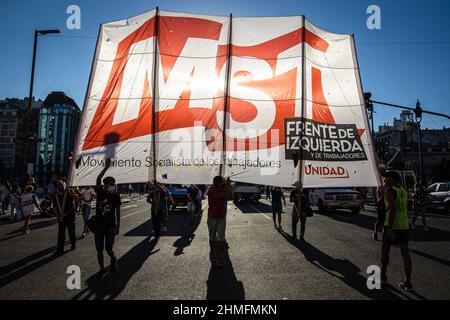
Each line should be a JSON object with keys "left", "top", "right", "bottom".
{"left": 150, "top": 7, "right": 160, "bottom": 215}
{"left": 296, "top": 15, "right": 307, "bottom": 221}
{"left": 350, "top": 33, "right": 382, "bottom": 187}
{"left": 67, "top": 26, "right": 102, "bottom": 187}
{"left": 150, "top": 7, "right": 160, "bottom": 185}
{"left": 220, "top": 14, "right": 233, "bottom": 178}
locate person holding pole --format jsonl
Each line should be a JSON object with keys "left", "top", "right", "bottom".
{"left": 290, "top": 181, "right": 310, "bottom": 242}
{"left": 147, "top": 181, "right": 173, "bottom": 239}
{"left": 94, "top": 158, "right": 121, "bottom": 279}
{"left": 206, "top": 176, "right": 234, "bottom": 268}
{"left": 54, "top": 180, "right": 78, "bottom": 254}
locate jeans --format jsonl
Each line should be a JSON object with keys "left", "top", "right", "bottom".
{"left": 207, "top": 218, "right": 226, "bottom": 242}
{"left": 57, "top": 214, "right": 76, "bottom": 250}
{"left": 412, "top": 205, "right": 427, "bottom": 227}
{"left": 81, "top": 204, "right": 91, "bottom": 232}
{"left": 152, "top": 209, "right": 164, "bottom": 238}
{"left": 292, "top": 209, "right": 306, "bottom": 238}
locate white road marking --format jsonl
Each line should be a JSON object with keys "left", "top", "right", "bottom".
{"left": 122, "top": 204, "right": 138, "bottom": 210}
{"left": 122, "top": 207, "right": 150, "bottom": 219}
{"left": 249, "top": 204, "right": 272, "bottom": 221}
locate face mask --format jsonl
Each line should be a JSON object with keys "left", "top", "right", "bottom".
{"left": 106, "top": 185, "right": 116, "bottom": 193}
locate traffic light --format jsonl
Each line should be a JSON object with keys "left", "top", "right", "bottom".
{"left": 364, "top": 92, "right": 373, "bottom": 112}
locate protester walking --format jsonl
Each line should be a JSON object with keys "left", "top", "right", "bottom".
{"left": 93, "top": 158, "right": 122, "bottom": 279}
{"left": 21, "top": 185, "right": 41, "bottom": 234}
{"left": 271, "top": 187, "right": 286, "bottom": 230}
{"left": 373, "top": 185, "right": 386, "bottom": 241}
{"left": 381, "top": 171, "right": 413, "bottom": 291}
{"left": 79, "top": 185, "right": 96, "bottom": 239}
{"left": 290, "top": 182, "right": 310, "bottom": 242}
{"left": 187, "top": 184, "right": 199, "bottom": 225}
{"left": 411, "top": 182, "right": 428, "bottom": 231}
{"left": 147, "top": 181, "right": 174, "bottom": 239}
{"left": 54, "top": 180, "right": 78, "bottom": 254}
{"left": 207, "top": 176, "right": 234, "bottom": 268}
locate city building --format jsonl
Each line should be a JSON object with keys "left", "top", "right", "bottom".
{"left": 35, "top": 91, "right": 81, "bottom": 185}
{"left": 0, "top": 97, "right": 42, "bottom": 183}
{"left": 374, "top": 111, "right": 450, "bottom": 181}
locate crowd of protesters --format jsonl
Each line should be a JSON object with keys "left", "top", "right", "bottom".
{"left": 0, "top": 165, "right": 438, "bottom": 290}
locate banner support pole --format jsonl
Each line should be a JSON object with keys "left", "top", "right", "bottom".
{"left": 67, "top": 25, "right": 102, "bottom": 187}
{"left": 220, "top": 13, "right": 233, "bottom": 177}
{"left": 350, "top": 33, "right": 382, "bottom": 187}
{"left": 296, "top": 15, "right": 307, "bottom": 223}
{"left": 150, "top": 7, "right": 160, "bottom": 184}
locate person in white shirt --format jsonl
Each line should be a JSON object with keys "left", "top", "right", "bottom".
{"left": 79, "top": 186, "right": 96, "bottom": 239}
{"left": 21, "top": 185, "right": 41, "bottom": 234}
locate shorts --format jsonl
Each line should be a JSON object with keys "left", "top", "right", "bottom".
{"left": 272, "top": 202, "right": 282, "bottom": 214}
{"left": 94, "top": 227, "right": 116, "bottom": 251}
{"left": 383, "top": 229, "right": 410, "bottom": 245}
{"left": 187, "top": 201, "right": 195, "bottom": 212}
{"left": 207, "top": 217, "right": 226, "bottom": 242}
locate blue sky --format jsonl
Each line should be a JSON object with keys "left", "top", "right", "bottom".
{"left": 0, "top": 0, "right": 449, "bottom": 130}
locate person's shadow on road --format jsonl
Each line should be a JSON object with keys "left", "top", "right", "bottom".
{"left": 172, "top": 212, "right": 203, "bottom": 256}
{"left": 205, "top": 246, "right": 245, "bottom": 300}
{"left": 71, "top": 237, "right": 159, "bottom": 300}
{"left": 278, "top": 230, "right": 416, "bottom": 300}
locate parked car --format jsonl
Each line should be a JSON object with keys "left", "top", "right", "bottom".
{"left": 425, "top": 182, "right": 450, "bottom": 213}
{"left": 232, "top": 182, "right": 261, "bottom": 203}
{"left": 167, "top": 184, "right": 188, "bottom": 212}
{"left": 310, "top": 188, "right": 364, "bottom": 214}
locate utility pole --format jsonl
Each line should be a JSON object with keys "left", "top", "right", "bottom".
{"left": 23, "top": 29, "right": 60, "bottom": 184}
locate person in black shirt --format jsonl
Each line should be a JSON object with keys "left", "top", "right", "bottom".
{"left": 271, "top": 187, "right": 286, "bottom": 230}
{"left": 412, "top": 182, "right": 428, "bottom": 231}
{"left": 54, "top": 180, "right": 78, "bottom": 254}
{"left": 94, "top": 158, "right": 121, "bottom": 279}
{"left": 290, "top": 182, "right": 310, "bottom": 242}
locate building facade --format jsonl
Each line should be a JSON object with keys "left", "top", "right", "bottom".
{"left": 35, "top": 92, "right": 81, "bottom": 185}
{"left": 374, "top": 111, "right": 450, "bottom": 182}
{"left": 0, "top": 98, "right": 42, "bottom": 182}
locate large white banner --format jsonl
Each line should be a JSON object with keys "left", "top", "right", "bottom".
{"left": 69, "top": 10, "right": 381, "bottom": 188}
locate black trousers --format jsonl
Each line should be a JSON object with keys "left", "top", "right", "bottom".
{"left": 57, "top": 214, "right": 76, "bottom": 250}
{"left": 151, "top": 210, "right": 164, "bottom": 238}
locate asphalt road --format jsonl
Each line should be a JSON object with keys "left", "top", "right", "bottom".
{"left": 0, "top": 194, "right": 449, "bottom": 300}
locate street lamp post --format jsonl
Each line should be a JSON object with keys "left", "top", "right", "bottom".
{"left": 414, "top": 100, "right": 425, "bottom": 182}
{"left": 23, "top": 29, "right": 60, "bottom": 184}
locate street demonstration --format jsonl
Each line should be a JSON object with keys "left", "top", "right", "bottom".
{"left": 1, "top": 2, "right": 449, "bottom": 302}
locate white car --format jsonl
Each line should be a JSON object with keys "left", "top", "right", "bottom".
{"left": 310, "top": 188, "right": 364, "bottom": 214}
{"left": 426, "top": 182, "right": 450, "bottom": 213}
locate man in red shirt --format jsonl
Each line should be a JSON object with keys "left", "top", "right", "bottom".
{"left": 207, "top": 176, "right": 233, "bottom": 268}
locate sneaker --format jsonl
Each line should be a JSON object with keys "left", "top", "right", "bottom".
{"left": 279, "top": 225, "right": 283, "bottom": 230}
{"left": 162, "top": 226, "right": 167, "bottom": 232}
{"left": 399, "top": 281, "right": 413, "bottom": 292}
{"left": 78, "top": 234, "right": 85, "bottom": 240}
{"left": 372, "top": 233, "right": 378, "bottom": 241}
{"left": 110, "top": 258, "right": 117, "bottom": 273}
{"left": 24, "top": 228, "right": 30, "bottom": 234}
{"left": 96, "top": 269, "right": 106, "bottom": 280}
{"left": 274, "top": 224, "right": 278, "bottom": 229}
